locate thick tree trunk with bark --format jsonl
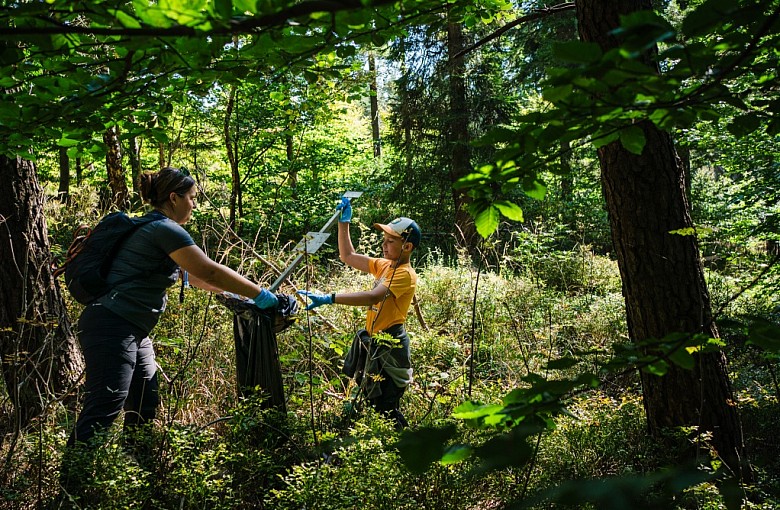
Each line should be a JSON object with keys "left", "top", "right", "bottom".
{"left": 447, "top": 14, "right": 477, "bottom": 249}
{"left": 0, "top": 156, "right": 83, "bottom": 428}
{"left": 576, "top": 0, "right": 749, "bottom": 478}
{"left": 103, "top": 125, "right": 129, "bottom": 210}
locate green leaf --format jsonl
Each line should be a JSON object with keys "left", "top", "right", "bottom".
{"left": 133, "top": 0, "right": 174, "bottom": 28}
{"left": 545, "top": 356, "right": 578, "bottom": 370}
{"left": 474, "top": 429, "right": 534, "bottom": 473}
{"left": 524, "top": 464, "right": 712, "bottom": 508}
{"left": 668, "top": 347, "right": 695, "bottom": 370}
{"left": 553, "top": 41, "right": 603, "bottom": 64}
{"left": 213, "top": 0, "right": 232, "bottom": 20}
{"left": 474, "top": 205, "right": 500, "bottom": 239}
{"left": 746, "top": 317, "right": 780, "bottom": 352}
{"left": 726, "top": 114, "right": 761, "bottom": 138}
{"left": 522, "top": 178, "right": 546, "bottom": 200}
{"left": 234, "top": 0, "right": 256, "bottom": 13}
{"left": 371, "top": 32, "right": 386, "bottom": 47}
{"left": 109, "top": 9, "right": 142, "bottom": 29}
{"left": 269, "top": 91, "right": 285, "bottom": 102}
{"left": 643, "top": 359, "right": 668, "bottom": 376}
{"left": 493, "top": 200, "right": 523, "bottom": 222}
{"left": 452, "top": 402, "right": 503, "bottom": 420}
{"left": 543, "top": 84, "right": 573, "bottom": 103}
{"left": 56, "top": 136, "right": 81, "bottom": 148}
{"left": 396, "top": 425, "right": 457, "bottom": 474}
{"left": 682, "top": 0, "right": 735, "bottom": 37}
{"left": 669, "top": 226, "right": 713, "bottom": 237}
{"left": 591, "top": 130, "right": 620, "bottom": 149}
{"left": 718, "top": 476, "right": 745, "bottom": 510}
{"left": 440, "top": 444, "right": 472, "bottom": 465}
{"left": 619, "top": 125, "right": 646, "bottom": 155}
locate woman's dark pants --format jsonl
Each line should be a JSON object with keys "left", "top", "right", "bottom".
{"left": 67, "top": 304, "right": 159, "bottom": 447}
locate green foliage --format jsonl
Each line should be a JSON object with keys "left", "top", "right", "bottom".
{"left": 454, "top": 0, "right": 780, "bottom": 238}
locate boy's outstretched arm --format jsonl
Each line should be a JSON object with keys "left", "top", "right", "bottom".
{"left": 298, "top": 284, "right": 386, "bottom": 310}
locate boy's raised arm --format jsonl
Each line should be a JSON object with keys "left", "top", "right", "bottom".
{"left": 337, "top": 198, "right": 370, "bottom": 273}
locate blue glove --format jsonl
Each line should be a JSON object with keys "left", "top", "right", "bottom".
{"left": 253, "top": 288, "right": 278, "bottom": 309}
{"left": 297, "top": 290, "right": 333, "bottom": 310}
{"left": 336, "top": 196, "right": 352, "bottom": 223}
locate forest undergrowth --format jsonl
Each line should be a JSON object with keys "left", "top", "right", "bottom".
{"left": 1, "top": 199, "right": 779, "bottom": 510}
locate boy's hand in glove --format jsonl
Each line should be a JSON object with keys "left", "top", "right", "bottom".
{"left": 336, "top": 196, "right": 352, "bottom": 223}
{"left": 297, "top": 290, "right": 333, "bottom": 310}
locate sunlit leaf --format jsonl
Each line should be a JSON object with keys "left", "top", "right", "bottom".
{"left": 453, "top": 402, "right": 503, "bottom": 420}
{"left": 522, "top": 178, "right": 546, "bottom": 200}
{"left": 493, "top": 200, "right": 523, "bottom": 222}
{"left": 474, "top": 205, "right": 499, "bottom": 239}
{"left": 441, "top": 444, "right": 472, "bottom": 465}
{"left": 56, "top": 136, "right": 81, "bottom": 148}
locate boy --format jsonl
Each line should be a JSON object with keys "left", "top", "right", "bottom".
{"left": 298, "top": 197, "right": 421, "bottom": 428}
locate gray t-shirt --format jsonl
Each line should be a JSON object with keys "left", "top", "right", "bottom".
{"left": 97, "top": 211, "right": 196, "bottom": 333}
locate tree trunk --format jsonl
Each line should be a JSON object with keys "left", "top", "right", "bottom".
{"left": 103, "top": 125, "right": 129, "bottom": 210}
{"left": 576, "top": 0, "right": 750, "bottom": 479}
{"left": 158, "top": 143, "right": 166, "bottom": 169}
{"left": 0, "top": 156, "right": 83, "bottom": 428}
{"left": 286, "top": 132, "right": 298, "bottom": 197}
{"left": 559, "top": 139, "right": 573, "bottom": 204}
{"left": 447, "top": 13, "right": 477, "bottom": 249}
{"left": 58, "top": 147, "right": 70, "bottom": 204}
{"left": 75, "top": 157, "right": 83, "bottom": 186}
{"left": 225, "top": 84, "right": 241, "bottom": 232}
{"left": 127, "top": 121, "right": 142, "bottom": 195}
{"left": 369, "top": 52, "right": 382, "bottom": 158}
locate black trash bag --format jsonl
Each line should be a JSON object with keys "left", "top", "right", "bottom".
{"left": 215, "top": 293, "right": 298, "bottom": 411}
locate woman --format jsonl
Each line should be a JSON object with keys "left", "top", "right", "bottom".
{"left": 66, "top": 167, "right": 277, "bottom": 447}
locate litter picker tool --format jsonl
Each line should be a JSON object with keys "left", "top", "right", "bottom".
{"left": 268, "top": 191, "right": 363, "bottom": 292}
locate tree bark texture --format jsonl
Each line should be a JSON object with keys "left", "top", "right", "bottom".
{"left": 0, "top": 156, "right": 83, "bottom": 428}
{"left": 103, "top": 125, "right": 129, "bottom": 210}
{"left": 447, "top": 13, "right": 477, "bottom": 249}
{"left": 576, "top": 0, "right": 749, "bottom": 478}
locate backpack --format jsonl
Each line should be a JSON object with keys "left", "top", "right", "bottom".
{"left": 53, "top": 212, "right": 163, "bottom": 305}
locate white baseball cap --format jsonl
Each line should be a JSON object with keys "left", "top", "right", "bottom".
{"left": 373, "top": 217, "right": 422, "bottom": 247}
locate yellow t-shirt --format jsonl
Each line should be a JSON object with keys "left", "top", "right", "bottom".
{"left": 365, "top": 258, "right": 417, "bottom": 335}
